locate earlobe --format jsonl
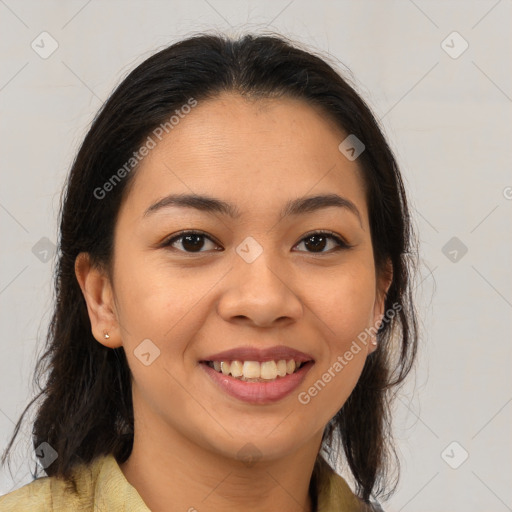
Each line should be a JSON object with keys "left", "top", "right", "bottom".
{"left": 370, "top": 259, "right": 393, "bottom": 353}
{"left": 377, "top": 258, "right": 393, "bottom": 315}
{"left": 74, "top": 252, "right": 122, "bottom": 348}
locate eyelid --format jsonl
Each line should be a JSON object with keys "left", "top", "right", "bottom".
{"left": 299, "top": 229, "right": 353, "bottom": 249}
{"left": 162, "top": 229, "right": 220, "bottom": 247}
{"left": 161, "top": 229, "right": 353, "bottom": 253}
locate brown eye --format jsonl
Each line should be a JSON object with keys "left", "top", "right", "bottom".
{"left": 294, "top": 231, "right": 350, "bottom": 254}
{"left": 162, "top": 230, "right": 351, "bottom": 255}
{"left": 163, "top": 231, "right": 220, "bottom": 253}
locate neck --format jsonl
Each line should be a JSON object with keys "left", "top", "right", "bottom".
{"left": 119, "top": 407, "right": 322, "bottom": 512}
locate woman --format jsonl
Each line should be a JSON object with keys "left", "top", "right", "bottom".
{"left": 0, "top": 32, "right": 418, "bottom": 511}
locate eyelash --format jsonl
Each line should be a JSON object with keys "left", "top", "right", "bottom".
{"left": 161, "top": 229, "right": 352, "bottom": 255}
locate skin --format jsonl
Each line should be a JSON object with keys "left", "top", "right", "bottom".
{"left": 75, "top": 92, "right": 392, "bottom": 512}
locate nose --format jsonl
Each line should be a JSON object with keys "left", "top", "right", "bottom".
{"left": 217, "top": 250, "right": 303, "bottom": 328}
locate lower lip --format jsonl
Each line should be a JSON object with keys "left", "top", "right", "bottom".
{"left": 200, "top": 361, "right": 314, "bottom": 405}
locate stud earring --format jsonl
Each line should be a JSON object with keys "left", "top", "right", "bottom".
{"left": 103, "top": 330, "right": 110, "bottom": 339}
{"left": 371, "top": 336, "right": 377, "bottom": 346}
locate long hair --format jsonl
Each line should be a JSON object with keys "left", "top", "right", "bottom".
{"left": 1, "top": 32, "right": 418, "bottom": 504}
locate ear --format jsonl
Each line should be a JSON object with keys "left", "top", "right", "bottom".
{"left": 369, "top": 258, "right": 393, "bottom": 354}
{"left": 74, "top": 252, "right": 122, "bottom": 348}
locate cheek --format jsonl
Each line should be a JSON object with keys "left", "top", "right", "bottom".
{"left": 114, "top": 250, "right": 185, "bottom": 323}
{"left": 317, "top": 263, "right": 376, "bottom": 341}
{"left": 113, "top": 255, "right": 217, "bottom": 359}
{"left": 302, "top": 260, "right": 375, "bottom": 412}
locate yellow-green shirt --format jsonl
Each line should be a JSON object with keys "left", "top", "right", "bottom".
{"left": 0, "top": 453, "right": 375, "bottom": 511}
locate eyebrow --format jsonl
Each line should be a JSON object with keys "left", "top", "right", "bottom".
{"left": 143, "top": 192, "right": 362, "bottom": 226}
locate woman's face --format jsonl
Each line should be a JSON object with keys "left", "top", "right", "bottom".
{"left": 92, "top": 92, "right": 390, "bottom": 462}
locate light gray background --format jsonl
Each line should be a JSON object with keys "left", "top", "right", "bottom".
{"left": 1, "top": 1, "right": 511, "bottom": 511}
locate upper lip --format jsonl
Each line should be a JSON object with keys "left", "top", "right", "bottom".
{"left": 201, "top": 345, "right": 314, "bottom": 363}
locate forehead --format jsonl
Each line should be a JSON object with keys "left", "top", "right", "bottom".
{"left": 119, "top": 92, "right": 368, "bottom": 225}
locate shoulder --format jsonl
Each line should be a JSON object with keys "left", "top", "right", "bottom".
{"left": 0, "top": 474, "right": 75, "bottom": 511}
{"left": 0, "top": 455, "right": 104, "bottom": 511}
{"left": 314, "top": 455, "right": 386, "bottom": 512}
{"left": 0, "top": 477, "right": 48, "bottom": 511}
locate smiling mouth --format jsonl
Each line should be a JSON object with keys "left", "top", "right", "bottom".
{"left": 201, "top": 359, "right": 307, "bottom": 382}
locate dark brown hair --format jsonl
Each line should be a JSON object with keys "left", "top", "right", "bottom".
{"left": 1, "top": 32, "right": 418, "bottom": 507}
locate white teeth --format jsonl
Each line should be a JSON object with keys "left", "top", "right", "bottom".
{"left": 207, "top": 359, "right": 306, "bottom": 381}
{"left": 242, "top": 361, "right": 261, "bottom": 379}
{"left": 276, "top": 359, "right": 287, "bottom": 377}
{"left": 260, "top": 361, "right": 277, "bottom": 380}
{"left": 230, "top": 360, "right": 243, "bottom": 377}
{"left": 286, "top": 359, "right": 296, "bottom": 374}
